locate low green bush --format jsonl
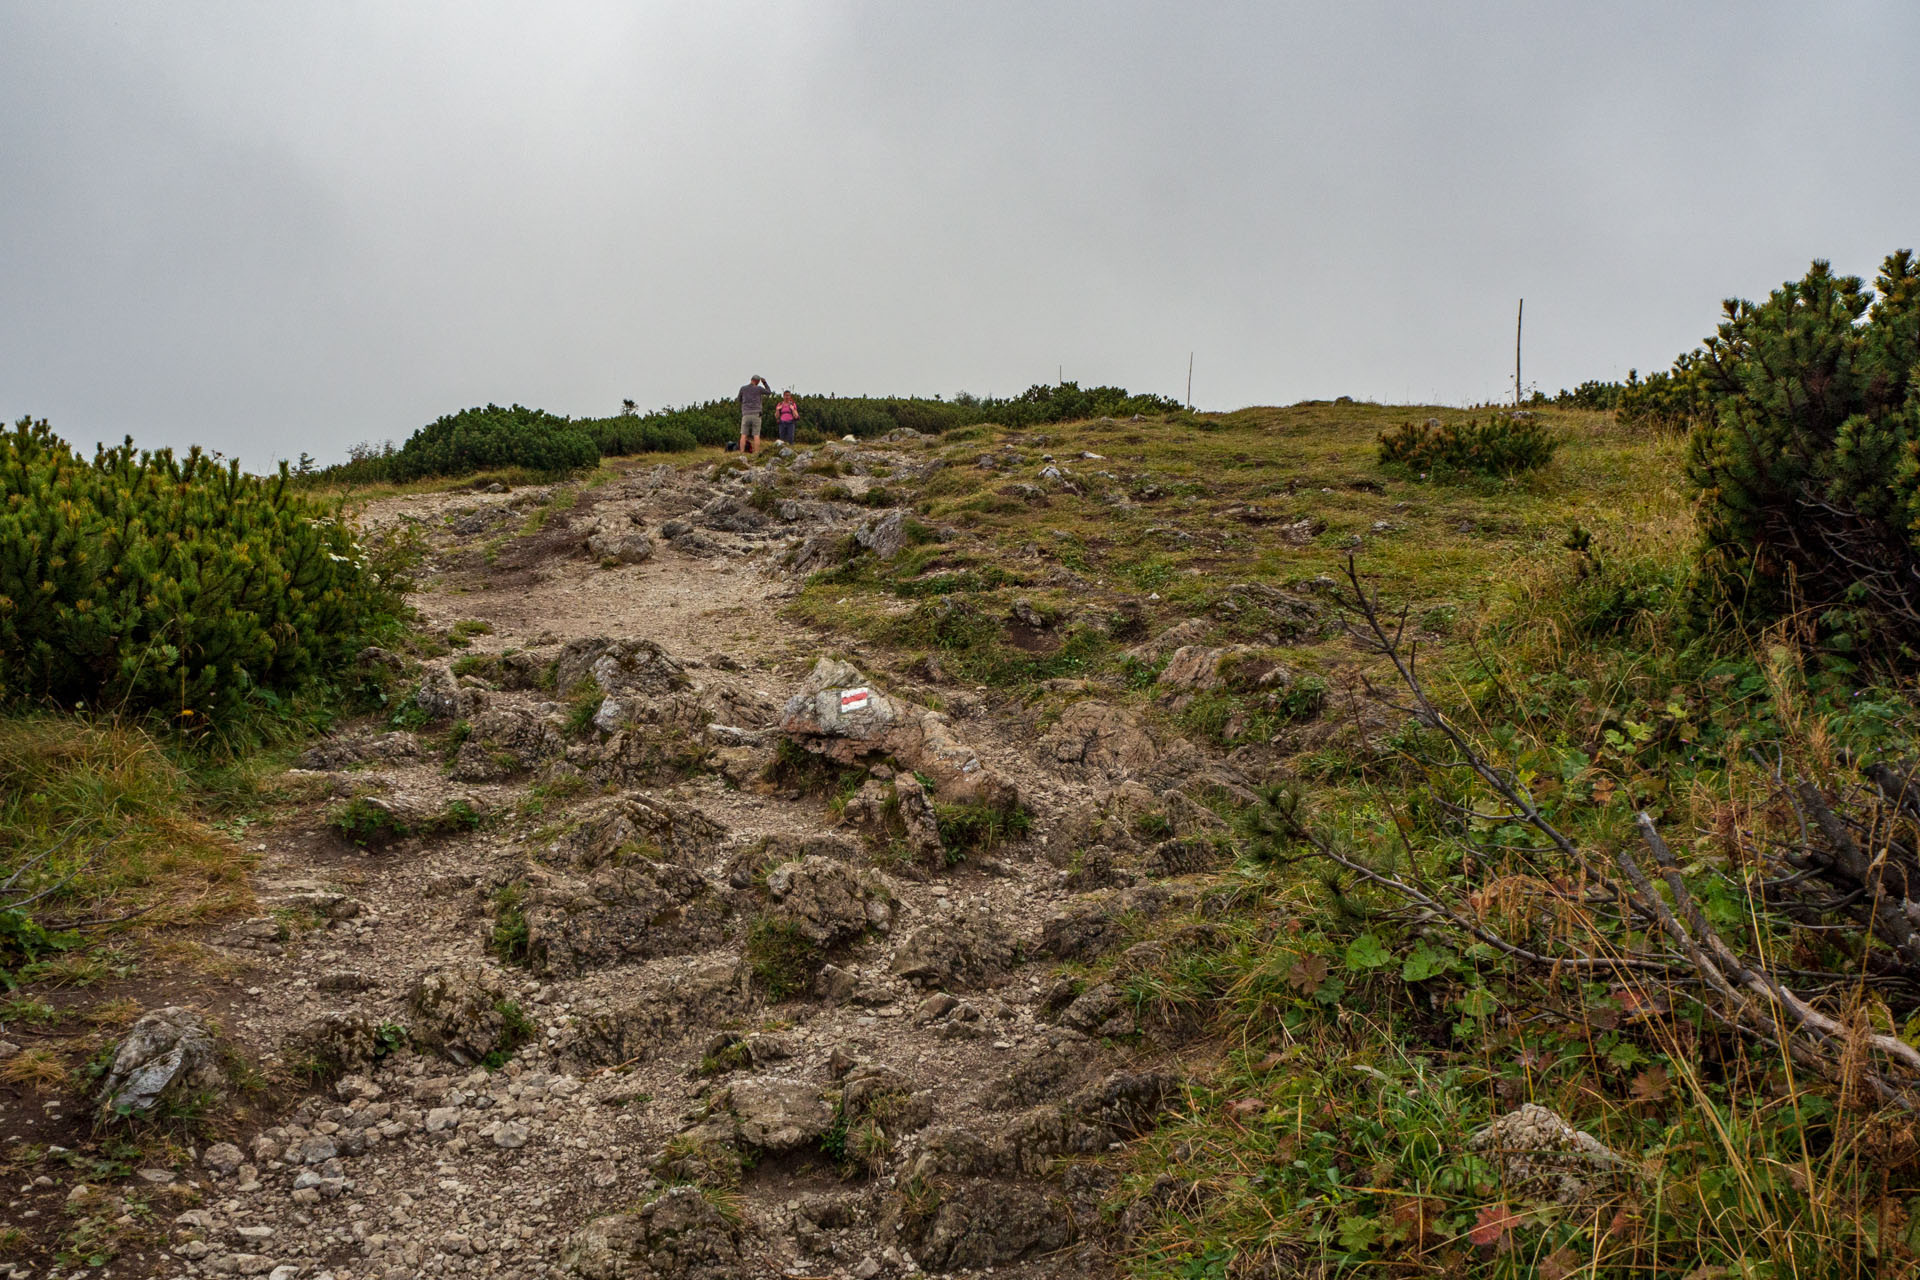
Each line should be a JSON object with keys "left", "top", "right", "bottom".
{"left": 593, "top": 382, "right": 1184, "bottom": 451}
{"left": 1377, "top": 415, "right": 1557, "bottom": 478}
{"left": 1679, "top": 252, "right": 1920, "bottom": 664}
{"left": 389, "top": 405, "right": 598, "bottom": 482}
{"left": 1615, "top": 356, "right": 1709, "bottom": 433}
{"left": 0, "top": 418, "right": 408, "bottom": 734}
{"left": 315, "top": 383, "right": 1182, "bottom": 485}
{"left": 576, "top": 414, "right": 699, "bottom": 456}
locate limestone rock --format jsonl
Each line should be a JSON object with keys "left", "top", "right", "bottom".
{"left": 1038, "top": 886, "right": 1168, "bottom": 962}
{"left": 814, "top": 964, "right": 858, "bottom": 1004}
{"left": 895, "top": 1180, "right": 1074, "bottom": 1271}
{"left": 1124, "top": 617, "right": 1211, "bottom": 663}
{"left": 553, "top": 637, "right": 689, "bottom": 703}
{"left": 1276, "top": 517, "right": 1323, "bottom": 545}
{"left": 984, "top": 1032, "right": 1093, "bottom": 1110}
{"left": 201, "top": 1141, "right": 244, "bottom": 1176}
{"left": 95, "top": 1006, "right": 224, "bottom": 1117}
{"left": 451, "top": 706, "right": 565, "bottom": 783}
{"left": 585, "top": 521, "right": 655, "bottom": 565}
{"left": 722, "top": 831, "right": 861, "bottom": 889}
{"left": 1156, "top": 644, "right": 1268, "bottom": 694}
{"left": 712, "top": 1077, "right": 835, "bottom": 1152}
{"left": 1070, "top": 1069, "right": 1183, "bottom": 1135}
{"left": 778, "top": 659, "right": 1017, "bottom": 810}
{"left": 269, "top": 882, "right": 364, "bottom": 922}
{"left": 840, "top": 1064, "right": 932, "bottom": 1133}
{"left": 1213, "top": 581, "right": 1325, "bottom": 638}
{"left": 1039, "top": 701, "right": 1161, "bottom": 782}
{"left": 1467, "top": 1104, "right": 1622, "bottom": 1203}
{"left": 764, "top": 856, "right": 890, "bottom": 947}
{"left": 1140, "top": 836, "right": 1226, "bottom": 879}
{"left": 289, "top": 1009, "right": 381, "bottom": 1075}
{"left": 517, "top": 857, "right": 730, "bottom": 977}
{"left": 295, "top": 730, "right": 420, "bottom": 771}
{"left": 411, "top": 665, "right": 486, "bottom": 723}
{"left": 890, "top": 908, "right": 1016, "bottom": 990}
{"left": 701, "top": 493, "right": 772, "bottom": 533}
{"left": 564, "top": 1186, "right": 745, "bottom": 1280}
{"left": 892, "top": 773, "right": 946, "bottom": 865}
{"left": 557, "top": 955, "right": 752, "bottom": 1068}
{"left": 341, "top": 790, "right": 445, "bottom": 837}
{"left": 407, "top": 963, "right": 517, "bottom": 1067}
{"left": 854, "top": 509, "right": 910, "bottom": 559}
{"left": 552, "top": 796, "right": 727, "bottom": 870}
{"left": 1057, "top": 982, "right": 1136, "bottom": 1037}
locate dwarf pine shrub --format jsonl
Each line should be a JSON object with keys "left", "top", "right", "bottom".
{"left": 0, "top": 418, "right": 406, "bottom": 732}
{"left": 1682, "top": 252, "right": 1920, "bottom": 662}
{"left": 1376, "top": 415, "right": 1557, "bottom": 478}
{"left": 1615, "top": 354, "right": 1710, "bottom": 433}
{"left": 389, "top": 404, "right": 599, "bottom": 482}
{"left": 575, "top": 415, "right": 698, "bottom": 456}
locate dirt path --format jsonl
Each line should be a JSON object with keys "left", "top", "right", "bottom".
{"left": 125, "top": 440, "right": 1226, "bottom": 1280}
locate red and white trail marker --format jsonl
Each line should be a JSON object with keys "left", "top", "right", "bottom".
{"left": 839, "top": 687, "right": 871, "bottom": 714}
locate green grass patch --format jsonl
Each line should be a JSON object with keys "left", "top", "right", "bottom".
{"left": 488, "top": 884, "right": 534, "bottom": 967}
{"left": 447, "top": 618, "right": 494, "bottom": 648}
{"left": 932, "top": 802, "right": 1032, "bottom": 862}
{"left": 743, "top": 915, "right": 819, "bottom": 1001}
{"left": 325, "top": 796, "right": 483, "bottom": 848}
{"left": 479, "top": 1000, "right": 535, "bottom": 1071}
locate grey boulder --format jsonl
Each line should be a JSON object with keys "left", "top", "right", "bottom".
{"left": 96, "top": 1006, "right": 224, "bottom": 1117}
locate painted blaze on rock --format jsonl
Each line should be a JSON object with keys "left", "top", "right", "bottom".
{"left": 777, "top": 659, "right": 1018, "bottom": 811}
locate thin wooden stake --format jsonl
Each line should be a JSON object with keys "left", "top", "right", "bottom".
{"left": 1515, "top": 298, "right": 1524, "bottom": 407}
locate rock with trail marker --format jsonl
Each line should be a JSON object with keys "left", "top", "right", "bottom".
{"left": 778, "top": 658, "right": 1018, "bottom": 810}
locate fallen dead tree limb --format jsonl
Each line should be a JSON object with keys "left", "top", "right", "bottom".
{"left": 1271, "top": 557, "right": 1920, "bottom": 1110}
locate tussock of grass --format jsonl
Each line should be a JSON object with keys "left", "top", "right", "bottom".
{"left": 488, "top": 884, "right": 535, "bottom": 967}
{"left": 324, "top": 796, "right": 483, "bottom": 848}
{"left": 932, "top": 802, "right": 1031, "bottom": 861}
{"left": 743, "top": 915, "right": 819, "bottom": 1001}
{"left": 0, "top": 717, "right": 253, "bottom": 941}
{"left": 0, "top": 1046, "right": 68, "bottom": 1091}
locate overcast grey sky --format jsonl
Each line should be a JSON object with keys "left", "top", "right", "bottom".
{"left": 4, "top": 2, "right": 1916, "bottom": 466}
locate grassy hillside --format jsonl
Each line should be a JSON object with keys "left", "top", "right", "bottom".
{"left": 778, "top": 401, "right": 1920, "bottom": 1276}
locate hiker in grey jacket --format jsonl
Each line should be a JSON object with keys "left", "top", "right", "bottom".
{"left": 738, "top": 376, "right": 775, "bottom": 454}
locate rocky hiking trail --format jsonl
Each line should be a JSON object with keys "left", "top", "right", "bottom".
{"left": 49, "top": 432, "right": 1286, "bottom": 1280}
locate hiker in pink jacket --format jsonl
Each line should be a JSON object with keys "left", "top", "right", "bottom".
{"left": 775, "top": 391, "right": 801, "bottom": 446}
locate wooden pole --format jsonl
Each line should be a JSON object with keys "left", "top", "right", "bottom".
{"left": 1515, "top": 299, "right": 1524, "bottom": 407}
{"left": 1187, "top": 352, "right": 1194, "bottom": 412}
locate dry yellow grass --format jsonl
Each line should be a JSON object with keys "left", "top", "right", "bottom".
{"left": 0, "top": 1047, "right": 68, "bottom": 1092}
{"left": 0, "top": 716, "right": 256, "bottom": 934}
